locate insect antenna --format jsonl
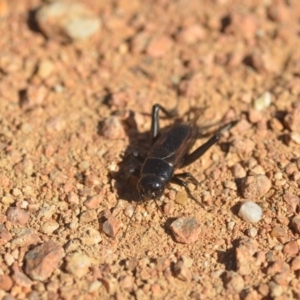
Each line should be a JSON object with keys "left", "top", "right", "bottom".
{"left": 121, "top": 201, "right": 139, "bottom": 240}
{"left": 153, "top": 199, "right": 166, "bottom": 221}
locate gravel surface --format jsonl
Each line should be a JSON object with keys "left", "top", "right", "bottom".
{"left": 1, "top": 0, "right": 300, "bottom": 299}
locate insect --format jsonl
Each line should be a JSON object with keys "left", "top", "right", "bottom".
{"left": 128, "top": 104, "right": 236, "bottom": 205}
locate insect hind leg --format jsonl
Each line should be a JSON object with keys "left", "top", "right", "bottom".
{"left": 182, "top": 120, "right": 237, "bottom": 167}
{"left": 151, "top": 104, "right": 177, "bottom": 144}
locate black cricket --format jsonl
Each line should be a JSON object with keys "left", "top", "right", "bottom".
{"left": 130, "top": 104, "right": 235, "bottom": 205}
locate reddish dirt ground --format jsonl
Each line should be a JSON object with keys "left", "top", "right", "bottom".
{"left": 1, "top": 0, "right": 300, "bottom": 299}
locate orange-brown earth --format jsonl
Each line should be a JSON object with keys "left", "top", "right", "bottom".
{"left": 1, "top": 0, "right": 300, "bottom": 299}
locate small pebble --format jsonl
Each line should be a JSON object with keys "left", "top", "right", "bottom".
{"left": 283, "top": 241, "right": 299, "bottom": 257}
{"left": 170, "top": 217, "right": 201, "bottom": 244}
{"left": 290, "top": 132, "right": 300, "bottom": 144}
{"left": 175, "top": 191, "right": 188, "bottom": 205}
{"left": 24, "top": 241, "right": 65, "bottom": 281}
{"left": 0, "top": 225, "right": 12, "bottom": 246}
{"left": 267, "top": 1, "right": 289, "bottom": 22}
{"left": 84, "top": 195, "right": 102, "bottom": 209}
{"left": 223, "top": 181, "right": 237, "bottom": 191}
{"left": 224, "top": 271, "right": 245, "bottom": 294}
{"left": 269, "top": 281, "right": 283, "bottom": 298}
{"left": 177, "top": 24, "right": 206, "bottom": 44}
{"left": 4, "top": 253, "right": 14, "bottom": 266}
{"left": 269, "top": 117, "right": 284, "bottom": 131}
{"left": 173, "top": 260, "right": 192, "bottom": 281}
{"left": 80, "top": 227, "right": 102, "bottom": 245}
{"left": 231, "top": 138, "right": 255, "bottom": 157}
{"left": 274, "top": 172, "right": 283, "bottom": 180}
{"left": 291, "top": 216, "right": 300, "bottom": 234}
{"left": 238, "top": 201, "right": 263, "bottom": 223}
{"left": 248, "top": 108, "right": 263, "bottom": 123}
{"left": 227, "top": 221, "right": 235, "bottom": 231}
{"left": 258, "top": 283, "right": 269, "bottom": 296}
{"left": 284, "top": 105, "right": 300, "bottom": 133}
{"left": 10, "top": 228, "right": 40, "bottom": 248}
{"left": 67, "top": 192, "right": 79, "bottom": 205}
{"left": 267, "top": 260, "right": 290, "bottom": 275}
{"left": 232, "top": 163, "right": 246, "bottom": 179}
{"left": 239, "top": 238, "right": 259, "bottom": 255}
{"left": 291, "top": 256, "right": 300, "bottom": 271}
{"left": 248, "top": 227, "right": 258, "bottom": 237}
{"left": 80, "top": 210, "right": 97, "bottom": 223}
{"left": 253, "top": 92, "right": 272, "bottom": 111}
{"left": 241, "top": 175, "right": 271, "bottom": 198}
{"left": 201, "top": 191, "right": 212, "bottom": 205}
{"left": 102, "top": 215, "right": 121, "bottom": 237}
{"left": 271, "top": 225, "right": 286, "bottom": 238}
{"left": 88, "top": 280, "right": 102, "bottom": 293}
{"left": 78, "top": 161, "right": 90, "bottom": 171}
{"left": 40, "top": 220, "right": 59, "bottom": 234}
{"left": 36, "top": 2, "right": 101, "bottom": 42}
{"left": 151, "top": 283, "right": 161, "bottom": 297}
{"left": 146, "top": 35, "right": 173, "bottom": 58}
{"left": 283, "top": 193, "right": 299, "bottom": 213}
{"left": 6, "top": 207, "right": 29, "bottom": 225}
{"left": 181, "top": 255, "right": 193, "bottom": 268}
{"left": 285, "top": 163, "right": 298, "bottom": 175}
{"left": 37, "top": 59, "right": 54, "bottom": 79}
{"left": 101, "top": 116, "right": 126, "bottom": 140}
{"left": 130, "top": 31, "right": 150, "bottom": 54}
{"left": 235, "top": 239, "right": 259, "bottom": 275}
{"left": 37, "top": 204, "right": 56, "bottom": 219}
{"left": 20, "top": 85, "right": 48, "bottom": 110}
{"left": 0, "top": 275, "right": 13, "bottom": 291}
{"left": 124, "top": 205, "right": 134, "bottom": 218}
{"left": 1, "top": 195, "right": 14, "bottom": 205}
{"left": 250, "top": 165, "right": 265, "bottom": 175}
{"left": 12, "top": 269, "right": 32, "bottom": 288}
{"left": 65, "top": 252, "right": 91, "bottom": 278}
{"left": 247, "top": 158, "right": 258, "bottom": 169}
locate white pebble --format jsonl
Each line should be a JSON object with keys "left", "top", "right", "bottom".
{"left": 41, "top": 220, "right": 59, "bottom": 234}
{"left": 290, "top": 132, "right": 300, "bottom": 144}
{"left": 124, "top": 205, "right": 134, "bottom": 218}
{"left": 248, "top": 227, "right": 258, "bottom": 237}
{"left": 20, "top": 201, "right": 29, "bottom": 209}
{"left": 238, "top": 201, "right": 263, "bottom": 223}
{"left": 253, "top": 92, "right": 271, "bottom": 111}
{"left": 274, "top": 172, "right": 283, "bottom": 180}
{"left": 227, "top": 221, "right": 235, "bottom": 231}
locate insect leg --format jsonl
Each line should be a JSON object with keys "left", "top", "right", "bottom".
{"left": 171, "top": 176, "right": 204, "bottom": 207}
{"left": 182, "top": 120, "right": 237, "bottom": 167}
{"left": 126, "top": 166, "right": 140, "bottom": 181}
{"left": 182, "top": 133, "right": 220, "bottom": 167}
{"left": 173, "top": 172, "right": 201, "bottom": 187}
{"left": 132, "top": 151, "right": 145, "bottom": 163}
{"left": 125, "top": 151, "right": 144, "bottom": 181}
{"left": 151, "top": 104, "right": 177, "bottom": 143}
